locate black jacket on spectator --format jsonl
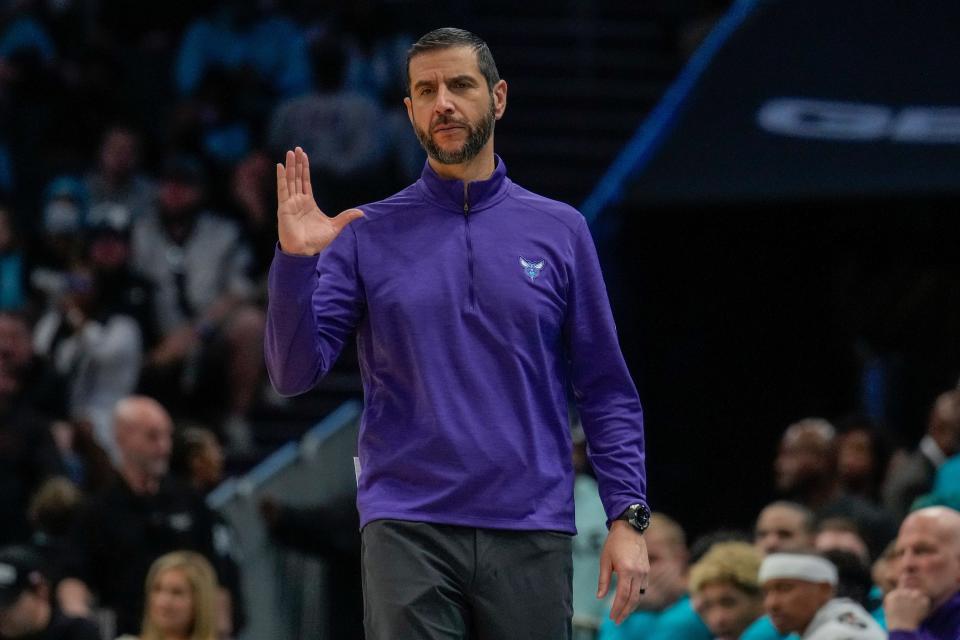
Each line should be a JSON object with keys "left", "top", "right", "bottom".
{"left": 63, "top": 475, "right": 242, "bottom": 635}
{"left": 31, "top": 607, "right": 102, "bottom": 640}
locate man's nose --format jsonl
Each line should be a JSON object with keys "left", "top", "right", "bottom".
{"left": 434, "top": 85, "right": 455, "bottom": 113}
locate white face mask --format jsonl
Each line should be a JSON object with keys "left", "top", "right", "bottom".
{"left": 43, "top": 200, "right": 81, "bottom": 234}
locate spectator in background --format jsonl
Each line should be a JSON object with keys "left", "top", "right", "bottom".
{"left": 0, "top": 203, "right": 25, "bottom": 310}
{"left": 338, "top": 1, "right": 411, "bottom": 103}
{"left": 0, "top": 2, "right": 56, "bottom": 65}
{"left": 819, "top": 549, "right": 874, "bottom": 609}
{"left": 0, "top": 310, "right": 66, "bottom": 419}
{"left": 759, "top": 552, "right": 884, "bottom": 639}
{"left": 169, "top": 65, "right": 253, "bottom": 169}
{"left": 743, "top": 501, "right": 816, "bottom": 640}
{"left": 0, "top": 316, "right": 66, "bottom": 546}
{"left": 84, "top": 209, "right": 158, "bottom": 352}
{"left": 32, "top": 257, "right": 143, "bottom": 463}
{"left": 689, "top": 541, "right": 765, "bottom": 640}
{"left": 174, "top": 0, "right": 311, "bottom": 100}
{"left": 229, "top": 150, "right": 276, "bottom": 282}
{"left": 814, "top": 517, "right": 871, "bottom": 566}
{"left": 836, "top": 418, "right": 891, "bottom": 503}
{"left": 267, "top": 37, "right": 394, "bottom": 214}
{"left": 26, "top": 476, "right": 85, "bottom": 586}
{"left": 598, "top": 513, "right": 711, "bottom": 640}
{"left": 774, "top": 417, "right": 897, "bottom": 558}
{"left": 132, "top": 155, "right": 263, "bottom": 453}
{"left": 58, "top": 396, "right": 242, "bottom": 637}
{"left": 0, "top": 0, "right": 61, "bottom": 216}
{"left": 884, "top": 506, "right": 960, "bottom": 639}
{"left": 869, "top": 541, "right": 899, "bottom": 626}
{"left": 754, "top": 501, "right": 816, "bottom": 556}
{"left": 883, "top": 390, "right": 960, "bottom": 520}
{"left": 85, "top": 124, "right": 156, "bottom": 228}
{"left": 170, "top": 427, "right": 224, "bottom": 495}
{"left": 30, "top": 176, "right": 87, "bottom": 308}
{"left": 0, "top": 545, "right": 100, "bottom": 640}
{"left": 117, "top": 551, "right": 220, "bottom": 640}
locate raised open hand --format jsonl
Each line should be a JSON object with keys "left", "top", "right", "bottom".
{"left": 276, "top": 146, "right": 363, "bottom": 256}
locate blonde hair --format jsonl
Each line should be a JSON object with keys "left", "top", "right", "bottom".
{"left": 140, "top": 551, "right": 218, "bottom": 640}
{"left": 689, "top": 541, "right": 763, "bottom": 595}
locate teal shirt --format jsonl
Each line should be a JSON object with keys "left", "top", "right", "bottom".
{"left": 740, "top": 615, "right": 796, "bottom": 640}
{"left": 934, "top": 454, "right": 960, "bottom": 494}
{"left": 598, "top": 595, "right": 712, "bottom": 640}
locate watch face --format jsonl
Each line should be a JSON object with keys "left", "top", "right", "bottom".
{"left": 630, "top": 504, "right": 651, "bottom": 532}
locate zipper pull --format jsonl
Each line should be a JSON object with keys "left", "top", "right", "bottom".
{"left": 463, "top": 183, "right": 470, "bottom": 214}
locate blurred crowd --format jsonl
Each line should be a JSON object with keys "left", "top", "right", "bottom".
{"left": 0, "top": 0, "right": 423, "bottom": 638}
{"left": 570, "top": 388, "right": 960, "bottom": 639}
{"left": 2, "top": 1, "right": 960, "bottom": 640}
{"left": 0, "top": 0, "right": 425, "bottom": 453}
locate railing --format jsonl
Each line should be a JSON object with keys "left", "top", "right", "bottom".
{"left": 208, "top": 400, "right": 362, "bottom": 640}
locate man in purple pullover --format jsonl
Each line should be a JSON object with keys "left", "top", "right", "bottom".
{"left": 885, "top": 507, "right": 960, "bottom": 639}
{"left": 265, "top": 27, "right": 650, "bottom": 639}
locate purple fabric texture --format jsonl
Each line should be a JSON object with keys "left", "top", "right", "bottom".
{"left": 265, "top": 157, "right": 646, "bottom": 533}
{"left": 887, "top": 591, "right": 960, "bottom": 640}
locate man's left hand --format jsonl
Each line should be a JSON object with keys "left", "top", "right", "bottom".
{"left": 597, "top": 520, "right": 649, "bottom": 625}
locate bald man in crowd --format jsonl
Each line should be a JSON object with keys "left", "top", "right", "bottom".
{"left": 760, "top": 552, "right": 884, "bottom": 640}
{"left": 59, "top": 396, "right": 242, "bottom": 636}
{"left": 885, "top": 506, "right": 960, "bottom": 639}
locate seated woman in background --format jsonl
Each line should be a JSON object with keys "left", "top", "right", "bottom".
{"left": 118, "top": 551, "right": 219, "bottom": 640}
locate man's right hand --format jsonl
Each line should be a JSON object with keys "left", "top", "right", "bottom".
{"left": 276, "top": 146, "right": 363, "bottom": 256}
{"left": 884, "top": 587, "right": 931, "bottom": 631}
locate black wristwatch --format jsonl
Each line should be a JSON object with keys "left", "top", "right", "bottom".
{"left": 616, "top": 503, "right": 651, "bottom": 534}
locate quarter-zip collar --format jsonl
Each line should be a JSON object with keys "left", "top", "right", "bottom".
{"left": 417, "top": 155, "right": 511, "bottom": 213}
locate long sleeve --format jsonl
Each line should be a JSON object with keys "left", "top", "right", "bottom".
{"left": 564, "top": 216, "right": 647, "bottom": 522}
{"left": 265, "top": 228, "right": 365, "bottom": 396}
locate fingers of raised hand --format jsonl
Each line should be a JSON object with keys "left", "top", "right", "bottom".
{"left": 301, "top": 148, "right": 313, "bottom": 199}
{"left": 276, "top": 162, "right": 288, "bottom": 203}
{"left": 295, "top": 146, "right": 304, "bottom": 195}
{"left": 284, "top": 149, "right": 297, "bottom": 198}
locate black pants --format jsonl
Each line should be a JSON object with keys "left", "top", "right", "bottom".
{"left": 361, "top": 520, "right": 573, "bottom": 640}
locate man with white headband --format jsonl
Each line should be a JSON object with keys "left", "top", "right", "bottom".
{"left": 759, "top": 553, "right": 884, "bottom": 639}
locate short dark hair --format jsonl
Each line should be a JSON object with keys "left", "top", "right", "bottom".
{"left": 405, "top": 27, "right": 500, "bottom": 94}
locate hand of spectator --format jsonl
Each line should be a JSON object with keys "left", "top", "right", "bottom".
{"left": 597, "top": 520, "right": 650, "bottom": 626}
{"left": 276, "top": 146, "right": 363, "bottom": 256}
{"left": 56, "top": 578, "right": 93, "bottom": 618}
{"left": 884, "top": 587, "right": 931, "bottom": 631}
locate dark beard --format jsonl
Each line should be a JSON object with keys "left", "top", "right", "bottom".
{"left": 414, "top": 98, "right": 496, "bottom": 165}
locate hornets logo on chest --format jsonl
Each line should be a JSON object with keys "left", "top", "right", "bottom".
{"left": 519, "top": 256, "right": 545, "bottom": 280}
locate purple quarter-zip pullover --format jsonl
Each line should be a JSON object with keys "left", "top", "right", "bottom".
{"left": 265, "top": 157, "right": 646, "bottom": 533}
